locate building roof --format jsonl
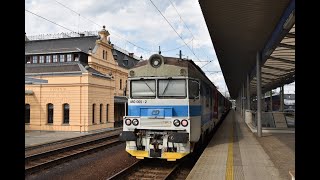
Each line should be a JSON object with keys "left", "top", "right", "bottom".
{"left": 25, "top": 77, "right": 48, "bottom": 84}
{"left": 112, "top": 49, "right": 139, "bottom": 69}
{"left": 25, "top": 36, "right": 99, "bottom": 55}
{"left": 199, "top": 0, "right": 295, "bottom": 98}
{"left": 112, "top": 46, "right": 140, "bottom": 69}
{"left": 25, "top": 61, "right": 111, "bottom": 79}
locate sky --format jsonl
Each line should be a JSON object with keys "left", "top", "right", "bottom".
{"left": 25, "top": 0, "right": 294, "bottom": 97}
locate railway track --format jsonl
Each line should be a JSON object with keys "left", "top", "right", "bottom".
{"left": 25, "top": 128, "right": 122, "bottom": 152}
{"left": 25, "top": 133, "right": 123, "bottom": 175}
{"left": 108, "top": 159, "right": 180, "bottom": 180}
{"left": 107, "top": 110, "right": 228, "bottom": 180}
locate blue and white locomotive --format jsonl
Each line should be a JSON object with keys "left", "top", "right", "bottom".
{"left": 119, "top": 54, "right": 230, "bottom": 161}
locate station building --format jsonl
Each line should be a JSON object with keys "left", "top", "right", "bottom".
{"left": 25, "top": 27, "right": 140, "bottom": 132}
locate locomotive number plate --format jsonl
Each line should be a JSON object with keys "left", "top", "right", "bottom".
{"left": 130, "top": 100, "right": 147, "bottom": 103}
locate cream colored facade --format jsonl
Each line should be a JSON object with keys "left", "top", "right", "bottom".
{"left": 25, "top": 28, "right": 131, "bottom": 132}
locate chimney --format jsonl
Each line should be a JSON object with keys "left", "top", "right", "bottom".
{"left": 129, "top": 53, "right": 134, "bottom": 57}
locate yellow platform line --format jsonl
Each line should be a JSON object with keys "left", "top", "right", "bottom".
{"left": 225, "top": 121, "right": 234, "bottom": 180}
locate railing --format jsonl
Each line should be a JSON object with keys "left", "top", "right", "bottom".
{"left": 250, "top": 111, "right": 295, "bottom": 128}
{"left": 284, "top": 111, "right": 295, "bottom": 128}
{"left": 27, "top": 31, "right": 99, "bottom": 41}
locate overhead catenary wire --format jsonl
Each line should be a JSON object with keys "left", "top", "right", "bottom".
{"left": 53, "top": 0, "right": 155, "bottom": 53}
{"left": 168, "top": 0, "right": 212, "bottom": 65}
{"left": 53, "top": 0, "right": 194, "bottom": 54}
{"left": 149, "top": 0, "right": 208, "bottom": 63}
{"left": 25, "top": 9, "right": 77, "bottom": 33}
{"left": 26, "top": 1, "right": 210, "bottom": 57}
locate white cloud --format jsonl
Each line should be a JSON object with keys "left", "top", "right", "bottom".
{"left": 25, "top": 0, "right": 227, "bottom": 93}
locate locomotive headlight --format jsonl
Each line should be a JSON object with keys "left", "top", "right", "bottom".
{"left": 125, "top": 119, "right": 131, "bottom": 126}
{"left": 132, "top": 119, "right": 139, "bottom": 126}
{"left": 149, "top": 54, "right": 163, "bottom": 68}
{"left": 173, "top": 119, "right": 180, "bottom": 127}
{"left": 181, "top": 119, "right": 188, "bottom": 127}
{"left": 151, "top": 58, "right": 161, "bottom": 68}
{"left": 153, "top": 59, "right": 160, "bottom": 66}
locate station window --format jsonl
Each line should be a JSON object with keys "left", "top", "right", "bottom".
{"left": 25, "top": 104, "right": 30, "bottom": 124}
{"left": 47, "top": 103, "right": 54, "bottom": 124}
{"left": 124, "top": 80, "right": 127, "bottom": 96}
{"left": 32, "top": 56, "right": 38, "bottom": 63}
{"left": 106, "top": 104, "right": 109, "bottom": 122}
{"left": 123, "top": 60, "right": 128, "bottom": 66}
{"left": 53, "top": 55, "right": 58, "bottom": 62}
{"left": 67, "top": 54, "right": 72, "bottom": 62}
{"left": 59, "top": 54, "right": 65, "bottom": 62}
{"left": 63, "top": 103, "right": 69, "bottom": 124}
{"left": 100, "top": 104, "right": 103, "bottom": 123}
{"left": 123, "top": 56, "right": 128, "bottom": 66}
{"left": 46, "top": 55, "right": 51, "bottom": 63}
{"left": 92, "top": 104, "right": 96, "bottom": 124}
{"left": 39, "top": 56, "right": 44, "bottom": 63}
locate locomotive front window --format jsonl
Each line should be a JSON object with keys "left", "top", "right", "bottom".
{"left": 131, "top": 80, "right": 156, "bottom": 98}
{"left": 189, "top": 79, "right": 200, "bottom": 99}
{"left": 158, "top": 79, "right": 186, "bottom": 98}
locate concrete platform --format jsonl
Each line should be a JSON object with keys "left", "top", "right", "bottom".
{"left": 186, "top": 110, "right": 295, "bottom": 180}
{"left": 25, "top": 127, "right": 120, "bottom": 148}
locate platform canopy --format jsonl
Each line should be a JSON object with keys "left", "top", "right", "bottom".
{"left": 199, "top": 0, "right": 295, "bottom": 99}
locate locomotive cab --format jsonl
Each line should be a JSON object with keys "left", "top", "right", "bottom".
{"left": 119, "top": 54, "right": 227, "bottom": 161}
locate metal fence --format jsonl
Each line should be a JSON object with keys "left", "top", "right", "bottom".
{"left": 251, "top": 111, "right": 295, "bottom": 128}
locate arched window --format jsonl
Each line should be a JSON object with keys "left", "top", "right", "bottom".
{"left": 25, "top": 104, "right": 30, "bottom": 124}
{"left": 124, "top": 80, "right": 127, "bottom": 96}
{"left": 100, "top": 104, "right": 103, "bottom": 123}
{"left": 120, "top": 79, "right": 122, "bottom": 90}
{"left": 63, "top": 103, "right": 69, "bottom": 124}
{"left": 103, "top": 50, "right": 105, "bottom": 59}
{"left": 106, "top": 104, "right": 109, "bottom": 122}
{"left": 92, "top": 104, "right": 96, "bottom": 124}
{"left": 47, "top": 103, "right": 54, "bottom": 124}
